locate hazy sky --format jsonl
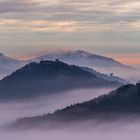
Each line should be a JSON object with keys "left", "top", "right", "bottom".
{"left": 0, "top": 0, "right": 140, "bottom": 67}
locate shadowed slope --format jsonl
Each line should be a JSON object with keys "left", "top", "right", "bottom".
{"left": 10, "top": 83, "right": 140, "bottom": 130}
{"left": 0, "top": 60, "right": 120, "bottom": 101}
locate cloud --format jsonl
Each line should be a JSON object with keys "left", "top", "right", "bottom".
{"left": 0, "top": 0, "right": 39, "bottom": 13}
{"left": 0, "top": 0, "right": 140, "bottom": 32}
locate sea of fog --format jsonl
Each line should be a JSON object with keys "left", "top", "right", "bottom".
{"left": 0, "top": 87, "right": 114, "bottom": 125}
{"left": 0, "top": 87, "right": 140, "bottom": 140}
{"left": 1, "top": 120, "right": 140, "bottom": 140}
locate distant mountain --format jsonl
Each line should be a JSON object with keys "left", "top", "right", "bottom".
{"left": 0, "top": 53, "right": 25, "bottom": 79}
{"left": 0, "top": 51, "right": 137, "bottom": 81}
{"left": 10, "top": 83, "right": 140, "bottom": 129}
{"left": 35, "top": 50, "right": 133, "bottom": 68}
{"left": 0, "top": 60, "right": 120, "bottom": 101}
{"left": 34, "top": 50, "right": 135, "bottom": 79}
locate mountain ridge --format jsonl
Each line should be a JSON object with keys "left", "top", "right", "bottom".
{"left": 0, "top": 50, "right": 136, "bottom": 81}
{"left": 34, "top": 50, "right": 134, "bottom": 70}
{"left": 9, "top": 83, "right": 140, "bottom": 130}
{"left": 0, "top": 60, "right": 120, "bottom": 101}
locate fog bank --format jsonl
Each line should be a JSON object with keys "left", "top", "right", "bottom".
{"left": 1, "top": 120, "right": 140, "bottom": 140}
{"left": 0, "top": 87, "right": 114, "bottom": 125}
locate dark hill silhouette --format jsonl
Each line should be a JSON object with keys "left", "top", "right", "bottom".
{"left": 0, "top": 60, "right": 120, "bottom": 100}
{"left": 10, "top": 83, "right": 140, "bottom": 129}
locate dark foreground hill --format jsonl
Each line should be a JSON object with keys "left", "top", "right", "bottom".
{"left": 9, "top": 83, "right": 140, "bottom": 129}
{"left": 0, "top": 60, "right": 120, "bottom": 101}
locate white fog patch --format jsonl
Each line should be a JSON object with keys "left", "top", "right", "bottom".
{"left": 0, "top": 87, "right": 140, "bottom": 140}
{"left": 0, "top": 87, "right": 114, "bottom": 126}
{"left": 96, "top": 67, "right": 140, "bottom": 83}
{"left": 1, "top": 121, "right": 140, "bottom": 140}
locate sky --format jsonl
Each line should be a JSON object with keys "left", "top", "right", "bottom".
{"left": 0, "top": 0, "right": 140, "bottom": 67}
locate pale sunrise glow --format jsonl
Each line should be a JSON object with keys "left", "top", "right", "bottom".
{"left": 0, "top": 0, "right": 139, "bottom": 67}
{"left": 0, "top": 1, "right": 140, "bottom": 139}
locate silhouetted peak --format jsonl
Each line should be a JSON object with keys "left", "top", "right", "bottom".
{"left": 38, "top": 59, "right": 70, "bottom": 69}
{"left": 10, "top": 82, "right": 140, "bottom": 129}
{"left": 40, "top": 59, "right": 61, "bottom": 64}
{"left": 0, "top": 58, "right": 121, "bottom": 101}
{"left": 117, "top": 84, "right": 136, "bottom": 92}
{"left": 2, "top": 59, "right": 98, "bottom": 83}
{"left": 115, "top": 84, "right": 137, "bottom": 97}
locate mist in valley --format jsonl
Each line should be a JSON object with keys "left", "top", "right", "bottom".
{"left": 1, "top": 86, "right": 140, "bottom": 140}
{"left": 0, "top": 87, "right": 114, "bottom": 125}
{"left": 1, "top": 118, "right": 140, "bottom": 140}
{"left": 0, "top": 68, "right": 139, "bottom": 140}
{"left": 0, "top": 0, "right": 140, "bottom": 137}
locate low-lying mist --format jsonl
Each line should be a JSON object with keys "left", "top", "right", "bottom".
{"left": 0, "top": 87, "right": 113, "bottom": 126}
{"left": 1, "top": 120, "right": 140, "bottom": 140}
{"left": 93, "top": 67, "right": 140, "bottom": 83}
{"left": 1, "top": 87, "right": 140, "bottom": 140}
